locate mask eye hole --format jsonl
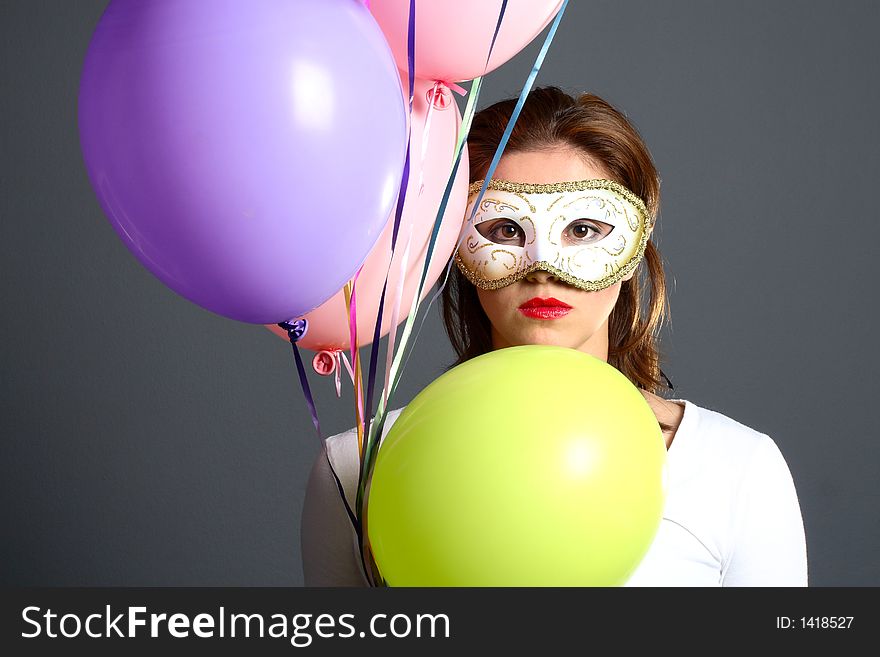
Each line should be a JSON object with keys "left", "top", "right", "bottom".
{"left": 476, "top": 219, "right": 526, "bottom": 247}
{"left": 563, "top": 219, "right": 614, "bottom": 245}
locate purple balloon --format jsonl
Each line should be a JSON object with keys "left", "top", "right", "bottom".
{"left": 78, "top": 0, "right": 406, "bottom": 324}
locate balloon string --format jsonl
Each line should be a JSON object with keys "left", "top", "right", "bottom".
{"left": 343, "top": 275, "right": 365, "bottom": 458}
{"left": 352, "top": 0, "right": 417, "bottom": 589}
{"left": 360, "top": 139, "right": 409, "bottom": 458}
{"left": 398, "top": 0, "right": 570, "bottom": 383}
{"left": 357, "top": 0, "right": 416, "bottom": 510}
{"left": 278, "top": 321, "right": 322, "bottom": 440}
{"left": 417, "top": 83, "right": 438, "bottom": 195}
{"left": 443, "top": 81, "right": 468, "bottom": 95}
{"left": 324, "top": 449, "right": 360, "bottom": 545}
{"left": 339, "top": 350, "right": 355, "bottom": 382}
{"left": 384, "top": 225, "right": 414, "bottom": 410}
{"left": 292, "top": 343, "right": 321, "bottom": 438}
{"left": 278, "top": 323, "right": 362, "bottom": 555}
{"left": 484, "top": 0, "right": 509, "bottom": 72}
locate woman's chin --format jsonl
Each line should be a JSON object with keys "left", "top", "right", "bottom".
{"left": 506, "top": 328, "right": 585, "bottom": 350}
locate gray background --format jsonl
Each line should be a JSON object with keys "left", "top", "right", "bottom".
{"left": 2, "top": 0, "right": 878, "bottom": 586}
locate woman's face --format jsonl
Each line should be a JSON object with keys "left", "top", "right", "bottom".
{"left": 475, "top": 148, "right": 633, "bottom": 360}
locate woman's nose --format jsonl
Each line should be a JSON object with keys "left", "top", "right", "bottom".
{"left": 523, "top": 268, "right": 560, "bottom": 284}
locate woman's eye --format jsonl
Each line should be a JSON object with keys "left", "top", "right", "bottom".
{"left": 571, "top": 224, "right": 594, "bottom": 238}
{"left": 565, "top": 219, "right": 613, "bottom": 244}
{"left": 497, "top": 224, "right": 519, "bottom": 239}
{"left": 476, "top": 219, "right": 525, "bottom": 246}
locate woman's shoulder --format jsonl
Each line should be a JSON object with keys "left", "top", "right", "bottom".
{"left": 671, "top": 398, "right": 791, "bottom": 480}
{"left": 680, "top": 399, "right": 771, "bottom": 445}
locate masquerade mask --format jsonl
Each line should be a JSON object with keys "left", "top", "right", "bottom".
{"left": 455, "top": 179, "right": 651, "bottom": 291}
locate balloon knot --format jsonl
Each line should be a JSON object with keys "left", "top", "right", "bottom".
{"left": 313, "top": 350, "right": 338, "bottom": 376}
{"left": 278, "top": 318, "right": 308, "bottom": 344}
{"left": 426, "top": 82, "right": 454, "bottom": 110}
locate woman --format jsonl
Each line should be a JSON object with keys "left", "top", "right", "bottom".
{"left": 300, "top": 87, "right": 808, "bottom": 586}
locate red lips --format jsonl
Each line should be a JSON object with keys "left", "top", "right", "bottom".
{"left": 518, "top": 297, "right": 572, "bottom": 309}
{"left": 517, "top": 297, "right": 573, "bottom": 320}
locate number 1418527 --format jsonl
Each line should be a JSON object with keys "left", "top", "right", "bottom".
{"left": 776, "top": 616, "right": 854, "bottom": 629}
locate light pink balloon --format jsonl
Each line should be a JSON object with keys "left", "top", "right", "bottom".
{"left": 267, "top": 76, "right": 469, "bottom": 351}
{"left": 369, "top": 0, "right": 564, "bottom": 82}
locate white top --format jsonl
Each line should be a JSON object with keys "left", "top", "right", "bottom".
{"left": 300, "top": 399, "right": 808, "bottom": 586}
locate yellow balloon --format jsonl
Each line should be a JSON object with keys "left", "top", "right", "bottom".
{"left": 366, "top": 345, "right": 667, "bottom": 586}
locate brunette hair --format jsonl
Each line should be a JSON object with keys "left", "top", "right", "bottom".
{"left": 440, "top": 86, "right": 671, "bottom": 393}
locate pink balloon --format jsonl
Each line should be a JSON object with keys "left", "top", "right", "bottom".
{"left": 267, "top": 77, "right": 469, "bottom": 351}
{"left": 368, "top": 0, "right": 564, "bottom": 82}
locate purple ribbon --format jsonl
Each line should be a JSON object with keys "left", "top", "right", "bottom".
{"left": 361, "top": 0, "right": 416, "bottom": 456}
{"left": 278, "top": 319, "right": 321, "bottom": 439}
